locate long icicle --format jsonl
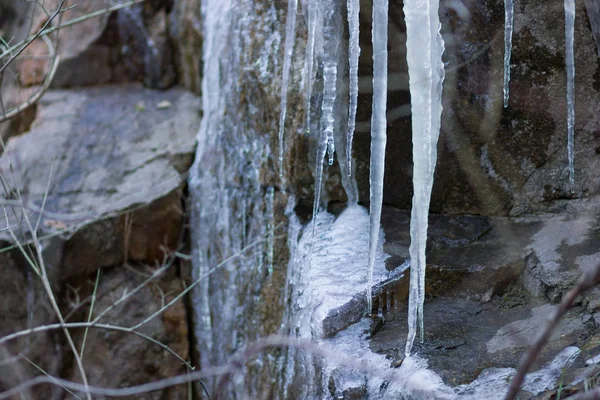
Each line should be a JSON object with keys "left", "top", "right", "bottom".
{"left": 305, "top": 0, "right": 318, "bottom": 134}
{"left": 312, "top": 0, "right": 338, "bottom": 236}
{"left": 278, "top": 0, "right": 299, "bottom": 178}
{"left": 346, "top": 0, "right": 361, "bottom": 176}
{"left": 404, "top": 0, "right": 445, "bottom": 356}
{"left": 565, "top": 0, "right": 575, "bottom": 186}
{"left": 503, "top": 0, "right": 513, "bottom": 108}
{"left": 367, "top": 0, "right": 388, "bottom": 315}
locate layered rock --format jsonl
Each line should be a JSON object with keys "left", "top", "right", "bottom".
{"left": 0, "top": 85, "right": 200, "bottom": 397}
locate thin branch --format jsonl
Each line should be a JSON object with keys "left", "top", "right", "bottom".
{"left": 128, "top": 230, "right": 286, "bottom": 331}
{"left": 79, "top": 268, "right": 101, "bottom": 359}
{"left": 9, "top": 171, "right": 92, "bottom": 400}
{"left": 0, "top": 366, "right": 231, "bottom": 400}
{"left": 0, "top": 0, "right": 147, "bottom": 62}
{"left": 0, "top": 322, "right": 192, "bottom": 370}
{"left": 0, "top": 0, "right": 66, "bottom": 75}
{"left": 0, "top": 335, "right": 387, "bottom": 399}
{"left": 20, "top": 353, "right": 82, "bottom": 400}
{"left": 0, "top": 35, "right": 59, "bottom": 123}
{"left": 505, "top": 263, "right": 600, "bottom": 400}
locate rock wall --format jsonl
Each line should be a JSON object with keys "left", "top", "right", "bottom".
{"left": 0, "top": 1, "right": 203, "bottom": 398}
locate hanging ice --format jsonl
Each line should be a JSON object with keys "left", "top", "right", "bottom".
{"left": 403, "top": 0, "right": 446, "bottom": 355}
{"left": 305, "top": 0, "right": 318, "bottom": 134}
{"left": 312, "top": 0, "right": 339, "bottom": 235}
{"left": 266, "top": 186, "right": 275, "bottom": 275}
{"left": 503, "top": 0, "right": 513, "bottom": 108}
{"left": 565, "top": 0, "right": 575, "bottom": 186}
{"left": 277, "top": 0, "right": 299, "bottom": 178}
{"left": 346, "top": 0, "right": 361, "bottom": 176}
{"left": 323, "top": 60, "right": 338, "bottom": 166}
{"left": 367, "top": 0, "right": 388, "bottom": 315}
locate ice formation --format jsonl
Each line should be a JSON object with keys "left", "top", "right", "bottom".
{"left": 305, "top": 0, "right": 318, "bottom": 134}
{"left": 346, "top": 0, "right": 361, "bottom": 176}
{"left": 266, "top": 186, "right": 275, "bottom": 275}
{"left": 565, "top": 0, "right": 575, "bottom": 186}
{"left": 312, "top": 0, "right": 339, "bottom": 235}
{"left": 503, "top": 0, "right": 513, "bottom": 108}
{"left": 277, "top": 0, "right": 299, "bottom": 178}
{"left": 367, "top": 0, "right": 389, "bottom": 315}
{"left": 403, "top": 0, "right": 446, "bottom": 355}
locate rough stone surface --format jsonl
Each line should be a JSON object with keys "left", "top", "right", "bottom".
{"left": 0, "top": 85, "right": 200, "bottom": 278}
{"left": 168, "top": 0, "right": 203, "bottom": 94}
{"left": 0, "top": 84, "right": 199, "bottom": 397}
{"left": 67, "top": 266, "right": 190, "bottom": 400}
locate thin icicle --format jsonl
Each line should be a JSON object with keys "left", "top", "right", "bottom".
{"left": 367, "top": 0, "right": 388, "bottom": 315}
{"left": 278, "top": 0, "right": 299, "bottom": 178}
{"left": 266, "top": 186, "right": 275, "bottom": 275}
{"left": 312, "top": 0, "right": 339, "bottom": 235}
{"left": 404, "top": 0, "right": 445, "bottom": 356}
{"left": 323, "top": 62, "right": 338, "bottom": 166}
{"left": 565, "top": 0, "right": 575, "bottom": 186}
{"left": 503, "top": 0, "right": 513, "bottom": 108}
{"left": 346, "top": 0, "right": 361, "bottom": 176}
{"left": 305, "top": 0, "right": 318, "bottom": 133}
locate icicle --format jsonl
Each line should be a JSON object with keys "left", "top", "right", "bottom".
{"left": 312, "top": 0, "right": 339, "bottom": 235}
{"left": 346, "top": 0, "right": 361, "bottom": 176}
{"left": 377, "top": 294, "right": 384, "bottom": 316}
{"left": 323, "top": 60, "right": 338, "bottom": 166}
{"left": 278, "top": 0, "right": 299, "bottom": 178}
{"left": 367, "top": 0, "right": 388, "bottom": 315}
{"left": 404, "top": 0, "right": 446, "bottom": 356}
{"left": 565, "top": 0, "right": 575, "bottom": 186}
{"left": 503, "top": 0, "right": 513, "bottom": 108}
{"left": 305, "top": 0, "right": 318, "bottom": 133}
{"left": 266, "top": 186, "right": 275, "bottom": 275}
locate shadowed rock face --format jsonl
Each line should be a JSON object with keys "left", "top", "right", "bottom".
{"left": 0, "top": 85, "right": 200, "bottom": 397}
{"left": 350, "top": 0, "right": 600, "bottom": 217}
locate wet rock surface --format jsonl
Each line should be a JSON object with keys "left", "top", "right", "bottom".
{"left": 284, "top": 203, "right": 600, "bottom": 394}
{"left": 369, "top": 203, "right": 600, "bottom": 391}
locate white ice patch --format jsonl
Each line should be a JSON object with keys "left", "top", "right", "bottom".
{"left": 291, "top": 205, "right": 389, "bottom": 338}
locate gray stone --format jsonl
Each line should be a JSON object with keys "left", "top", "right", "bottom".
{"left": 67, "top": 266, "right": 190, "bottom": 400}
{"left": 0, "top": 85, "right": 200, "bottom": 279}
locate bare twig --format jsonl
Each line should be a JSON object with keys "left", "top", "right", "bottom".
{"left": 128, "top": 230, "right": 286, "bottom": 331}
{"left": 4, "top": 167, "right": 93, "bottom": 399}
{"left": 20, "top": 353, "right": 82, "bottom": 400}
{"left": 0, "top": 322, "right": 192, "bottom": 369}
{"left": 0, "top": 366, "right": 231, "bottom": 399}
{"left": 0, "top": 0, "right": 65, "bottom": 76}
{"left": 505, "top": 263, "right": 600, "bottom": 400}
{"left": 0, "top": 35, "right": 59, "bottom": 123}
{"left": 0, "top": 0, "right": 147, "bottom": 62}
{"left": 79, "top": 268, "right": 101, "bottom": 359}
{"left": 0, "top": 335, "right": 390, "bottom": 399}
